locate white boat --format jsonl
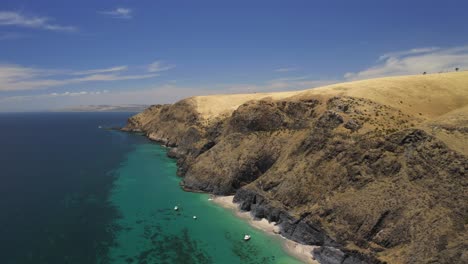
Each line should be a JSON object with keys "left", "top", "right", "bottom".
{"left": 244, "top": 235, "right": 251, "bottom": 241}
{"left": 193, "top": 216, "right": 197, "bottom": 219}
{"left": 174, "top": 206, "right": 178, "bottom": 211}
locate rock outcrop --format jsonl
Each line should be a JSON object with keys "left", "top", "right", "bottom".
{"left": 123, "top": 72, "right": 468, "bottom": 264}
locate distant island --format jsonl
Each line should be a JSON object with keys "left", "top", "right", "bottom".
{"left": 54, "top": 104, "right": 149, "bottom": 112}
{"left": 123, "top": 71, "right": 468, "bottom": 264}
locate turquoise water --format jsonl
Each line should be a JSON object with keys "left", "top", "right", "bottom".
{"left": 106, "top": 143, "right": 303, "bottom": 264}
{"left": 0, "top": 112, "right": 302, "bottom": 264}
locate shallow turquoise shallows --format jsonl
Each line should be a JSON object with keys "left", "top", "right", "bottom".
{"left": 107, "top": 143, "right": 303, "bottom": 264}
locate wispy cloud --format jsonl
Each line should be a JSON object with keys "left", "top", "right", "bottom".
{"left": 345, "top": 45, "right": 468, "bottom": 80}
{"left": 74, "top": 73, "right": 158, "bottom": 82}
{"left": 0, "top": 64, "right": 159, "bottom": 91}
{"left": 0, "top": 90, "right": 110, "bottom": 103}
{"left": 100, "top": 8, "right": 133, "bottom": 19}
{"left": 0, "top": 11, "right": 76, "bottom": 32}
{"left": 49, "top": 90, "right": 109, "bottom": 97}
{"left": 0, "top": 90, "right": 109, "bottom": 107}
{"left": 274, "top": 67, "right": 296, "bottom": 72}
{"left": 72, "top": 65, "right": 128, "bottom": 75}
{"left": 377, "top": 47, "right": 440, "bottom": 61}
{"left": 147, "top": 61, "right": 175, "bottom": 73}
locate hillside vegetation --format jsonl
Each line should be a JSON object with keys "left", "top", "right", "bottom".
{"left": 123, "top": 72, "right": 468, "bottom": 264}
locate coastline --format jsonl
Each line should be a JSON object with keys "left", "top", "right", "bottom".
{"left": 121, "top": 129, "right": 322, "bottom": 263}
{"left": 211, "top": 195, "right": 319, "bottom": 264}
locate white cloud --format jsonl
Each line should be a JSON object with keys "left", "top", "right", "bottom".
{"left": 0, "top": 90, "right": 109, "bottom": 103}
{"left": 345, "top": 45, "right": 468, "bottom": 80}
{"left": 274, "top": 67, "right": 296, "bottom": 72}
{"left": 0, "top": 11, "right": 76, "bottom": 32}
{"left": 74, "top": 73, "right": 158, "bottom": 82}
{"left": 100, "top": 8, "right": 133, "bottom": 19}
{"left": 147, "top": 61, "right": 175, "bottom": 73}
{"left": 72, "top": 66, "right": 128, "bottom": 75}
{"left": 0, "top": 64, "right": 159, "bottom": 91}
{"left": 377, "top": 47, "right": 440, "bottom": 61}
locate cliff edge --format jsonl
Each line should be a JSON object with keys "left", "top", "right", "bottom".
{"left": 123, "top": 72, "right": 468, "bottom": 264}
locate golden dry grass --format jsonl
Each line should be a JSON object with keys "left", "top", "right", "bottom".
{"left": 189, "top": 71, "right": 468, "bottom": 121}
{"left": 188, "top": 91, "right": 302, "bottom": 120}
{"left": 300, "top": 71, "right": 468, "bottom": 119}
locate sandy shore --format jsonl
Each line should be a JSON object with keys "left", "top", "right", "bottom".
{"left": 211, "top": 195, "right": 319, "bottom": 264}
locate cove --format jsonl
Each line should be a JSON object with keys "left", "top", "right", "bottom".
{"left": 106, "top": 138, "right": 304, "bottom": 264}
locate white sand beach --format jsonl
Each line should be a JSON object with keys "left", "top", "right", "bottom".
{"left": 211, "top": 195, "right": 319, "bottom": 264}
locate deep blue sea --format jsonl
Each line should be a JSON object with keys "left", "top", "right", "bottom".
{"left": 0, "top": 112, "right": 302, "bottom": 264}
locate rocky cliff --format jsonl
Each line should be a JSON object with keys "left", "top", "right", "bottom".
{"left": 123, "top": 72, "right": 468, "bottom": 264}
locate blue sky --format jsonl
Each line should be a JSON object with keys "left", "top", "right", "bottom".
{"left": 1, "top": 0, "right": 468, "bottom": 111}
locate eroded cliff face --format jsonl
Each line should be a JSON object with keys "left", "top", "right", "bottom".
{"left": 123, "top": 74, "right": 468, "bottom": 264}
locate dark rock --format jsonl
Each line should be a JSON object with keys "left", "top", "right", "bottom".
{"left": 344, "top": 119, "right": 362, "bottom": 131}
{"left": 313, "top": 247, "right": 346, "bottom": 264}
{"left": 317, "top": 111, "right": 344, "bottom": 129}
{"left": 199, "top": 141, "right": 215, "bottom": 154}
{"left": 234, "top": 188, "right": 338, "bottom": 246}
{"left": 167, "top": 148, "right": 181, "bottom": 158}
{"left": 313, "top": 247, "right": 385, "bottom": 264}
{"left": 228, "top": 100, "right": 286, "bottom": 132}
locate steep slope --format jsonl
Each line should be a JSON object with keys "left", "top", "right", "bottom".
{"left": 123, "top": 72, "right": 468, "bottom": 264}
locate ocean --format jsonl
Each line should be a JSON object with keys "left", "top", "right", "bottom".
{"left": 0, "top": 112, "right": 302, "bottom": 264}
